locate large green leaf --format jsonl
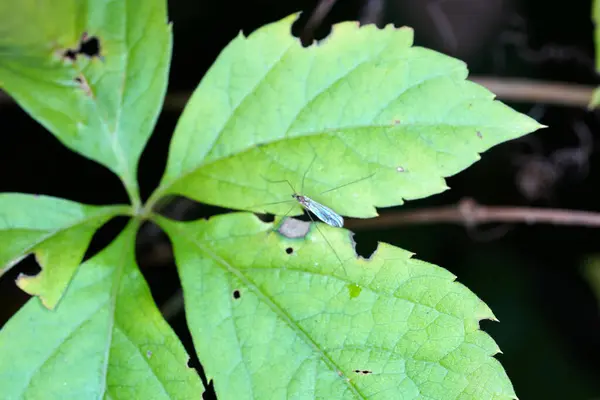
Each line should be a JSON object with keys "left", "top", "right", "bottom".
{"left": 0, "top": 193, "right": 128, "bottom": 309}
{"left": 158, "top": 212, "right": 515, "bottom": 400}
{"left": 0, "top": 221, "right": 204, "bottom": 399}
{"left": 152, "top": 13, "right": 542, "bottom": 219}
{"left": 0, "top": 0, "right": 172, "bottom": 205}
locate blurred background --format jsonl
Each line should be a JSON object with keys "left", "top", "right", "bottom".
{"left": 2, "top": 1, "right": 600, "bottom": 398}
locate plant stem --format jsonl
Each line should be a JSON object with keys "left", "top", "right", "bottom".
{"left": 345, "top": 198, "right": 600, "bottom": 230}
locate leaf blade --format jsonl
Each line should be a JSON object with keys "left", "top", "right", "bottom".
{"left": 0, "top": 0, "right": 172, "bottom": 203}
{"left": 0, "top": 193, "right": 127, "bottom": 309}
{"left": 154, "top": 14, "right": 542, "bottom": 219}
{"left": 158, "top": 212, "right": 516, "bottom": 400}
{"left": 0, "top": 221, "right": 204, "bottom": 399}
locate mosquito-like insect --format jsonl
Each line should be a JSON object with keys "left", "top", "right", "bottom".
{"left": 291, "top": 193, "right": 344, "bottom": 228}
{"left": 255, "top": 154, "right": 376, "bottom": 274}
{"left": 259, "top": 153, "right": 374, "bottom": 227}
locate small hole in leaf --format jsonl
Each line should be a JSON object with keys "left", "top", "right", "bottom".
{"left": 146, "top": 350, "right": 152, "bottom": 358}
{"left": 202, "top": 381, "right": 216, "bottom": 400}
{"left": 351, "top": 232, "right": 377, "bottom": 260}
{"left": 79, "top": 36, "right": 100, "bottom": 57}
{"left": 353, "top": 369, "right": 372, "bottom": 375}
{"left": 233, "top": 290, "right": 241, "bottom": 299}
{"left": 63, "top": 49, "right": 78, "bottom": 61}
{"left": 61, "top": 32, "right": 102, "bottom": 61}
{"left": 396, "top": 166, "right": 405, "bottom": 172}
{"left": 285, "top": 247, "right": 294, "bottom": 254}
{"left": 259, "top": 213, "right": 276, "bottom": 223}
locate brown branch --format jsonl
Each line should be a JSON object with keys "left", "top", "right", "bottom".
{"left": 345, "top": 198, "right": 600, "bottom": 230}
{"left": 469, "top": 77, "right": 594, "bottom": 108}
{"left": 160, "top": 77, "right": 596, "bottom": 112}
{"left": 1, "top": 77, "right": 595, "bottom": 110}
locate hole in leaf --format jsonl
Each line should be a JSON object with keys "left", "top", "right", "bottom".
{"left": 353, "top": 369, "right": 372, "bottom": 375}
{"left": 202, "top": 380, "right": 215, "bottom": 400}
{"left": 62, "top": 32, "right": 102, "bottom": 61}
{"left": 258, "top": 213, "right": 276, "bottom": 223}
{"left": 233, "top": 289, "right": 241, "bottom": 299}
{"left": 477, "top": 130, "right": 483, "bottom": 138}
{"left": 79, "top": 35, "right": 100, "bottom": 57}
{"left": 350, "top": 232, "right": 378, "bottom": 260}
{"left": 285, "top": 247, "right": 294, "bottom": 255}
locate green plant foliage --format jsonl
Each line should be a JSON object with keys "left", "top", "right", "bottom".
{"left": 158, "top": 213, "right": 516, "bottom": 400}
{"left": 0, "top": 194, "right": 127, "bottom": 309}
{"left": 0, "top": 2, "right": 547, "bottom": 398}
{"left": 0, "top": 0, "right": 172, "bottom": 205}
{"left": 153, "top": 14, "right": 542, "bottom": 220}
{"left": 0, "top": 222, "right": 204, "bottom": 399}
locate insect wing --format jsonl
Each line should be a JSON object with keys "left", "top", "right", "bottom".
{"left": 302, "top": 197, "right": 344, "bottom": 228}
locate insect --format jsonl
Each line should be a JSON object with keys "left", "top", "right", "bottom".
{"left": 291, "top": 194, "right": 343, "bottom": 228}
{"left": 254, "top": 153, "right": 375, "bottom": 275}
{"left": 259, "top": 153, "right": 374, "bottom": 227}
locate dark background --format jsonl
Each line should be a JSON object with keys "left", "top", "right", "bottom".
{"left": 2, "top": 1, "right": 600, "bottom": 398}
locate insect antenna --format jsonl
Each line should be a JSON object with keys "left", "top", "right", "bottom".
{"left": 319, "top": 172, "right": 377, "bottom": 195}
{"left": 300, "top": 153, "right": 318, "bottom": 194}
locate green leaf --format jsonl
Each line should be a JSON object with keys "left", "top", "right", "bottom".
{"left": 158, "top": 212, "right": 515, "bottom": 400}
{"left": 0, "top": 221, "right": 204, "bottom": 399}
{"left": 152, "top": 13, "right": 542, "bottom": 219}
{"left": 0, "top": 0, "right": 172, "bottom": 206}
{"left": 0, "top": 193, "right": 127, "bottom": 309}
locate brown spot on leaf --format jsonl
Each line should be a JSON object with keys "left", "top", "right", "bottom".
{"left": 75, "top": 74, "right": 92, "bottom": 97}
{"left": 476, "top": 130, "right": 482, "bottom": 138}
{"left": 393, "top": 119, "right": 401, "bottom": 125}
